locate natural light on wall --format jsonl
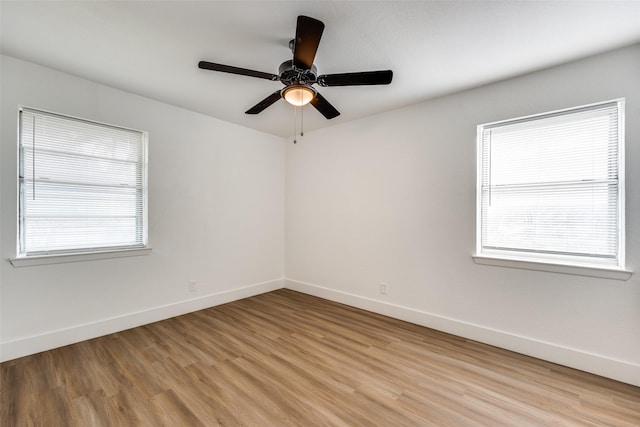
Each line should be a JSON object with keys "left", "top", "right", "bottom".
{"left": 476, "top": 99, "right": 625, "bottom": 269}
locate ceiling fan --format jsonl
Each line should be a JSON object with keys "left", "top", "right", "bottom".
{"left": 198, "top": 15, "right": 393, "bottom": 120}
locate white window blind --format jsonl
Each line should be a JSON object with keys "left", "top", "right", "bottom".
{"left": 477, "top": 100, "right": 624, "bottom": 267}
{"left": 18, "top": 108, "right": 148, "bottom": 256}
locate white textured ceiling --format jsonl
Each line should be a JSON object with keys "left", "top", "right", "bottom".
{"left": 2, "top": 1, "right": 640, "bottom": 137}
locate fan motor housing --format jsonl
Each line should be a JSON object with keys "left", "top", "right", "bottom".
{"left": 279, "top": 60, "right": 317, "bottom": 86}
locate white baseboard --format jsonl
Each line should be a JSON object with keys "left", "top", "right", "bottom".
{"left": 0, "top": 278, "right": 284, "bottom": 362}
{"left": 5, "top": 276, "right": 638, "bottom": 388}
{"left": 284, "top": 278, "right": 640, "bottom": 387}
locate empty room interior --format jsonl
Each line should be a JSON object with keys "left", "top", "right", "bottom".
{"left": 1, "top": 1, "right": 640, "bottom": 425}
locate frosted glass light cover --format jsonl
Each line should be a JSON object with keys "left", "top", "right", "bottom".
{"left": 283, "top": 86, "right": 315, "bottom": 106}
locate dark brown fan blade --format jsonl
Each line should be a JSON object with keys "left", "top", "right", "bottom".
{"left": 245, "top": 90, "right": 282, "bottom": 114}
{"left": 293, "top": 16, "right": 325, "bottom": 69}
{"left": 317, "top": 70, "right": 393, "bottom": 87}
{"left": 199, "top": 61, "right": 279, "bottom": 81}
{"left": 310, "top": 91, "right": 340, "bottom": 119}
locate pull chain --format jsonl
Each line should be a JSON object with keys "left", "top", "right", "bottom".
{"left": 293, "top": 106, "right": 298, "bottom": 144}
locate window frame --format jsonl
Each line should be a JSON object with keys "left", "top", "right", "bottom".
{"left": 11, "top": 106, "right": 150, "bottom": 266}
{"left": 474, "top": 99, "right": 631, "bottom": 280}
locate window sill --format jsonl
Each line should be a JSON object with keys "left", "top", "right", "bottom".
{"left": 9, "top": 248, "right": 152, "bottom": 268}
{"left": 472, "top": 255, "right": 632, "bottom": 281}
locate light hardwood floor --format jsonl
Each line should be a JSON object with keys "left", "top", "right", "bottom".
{"left": 2, "top": 289, "right": 639, "bottom": 426}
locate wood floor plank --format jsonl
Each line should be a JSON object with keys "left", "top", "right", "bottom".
{"left": 2, "top": 288, "right": 639, "bottom": 426}
{"left": 73, "top": 391, "right": 109, "bottom": 427}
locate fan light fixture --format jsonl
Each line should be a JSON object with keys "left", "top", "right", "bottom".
{"left": 198, "top": 15, "right": 393, "bottom": 121}
{"left": 283, "top": 85, "right": 315, "bottom": 106}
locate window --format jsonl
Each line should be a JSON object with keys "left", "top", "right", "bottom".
{"left": 17, "top": 107, "right": 148, "bottom": 258}
{"left": 476, "top": 99, "right": 625, "bottom": 270}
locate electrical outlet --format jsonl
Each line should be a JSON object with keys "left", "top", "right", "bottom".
{"left": 188, "top": 280, "right": 197, "bottom": 293}
{"left": 379, "top": 282, "right": 388, "bottom": 295}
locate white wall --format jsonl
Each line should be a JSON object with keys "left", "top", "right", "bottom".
{"left": 0, "top": 55, "right": 285, "bottom": 361}
{"left": 285, "top": 44, "right": 640, "bottom": 386}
